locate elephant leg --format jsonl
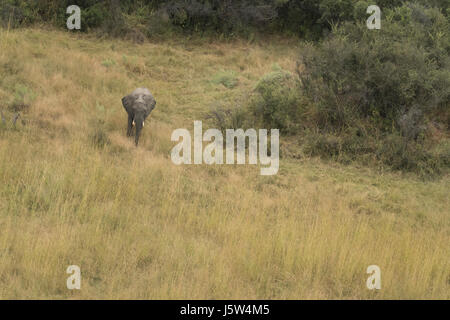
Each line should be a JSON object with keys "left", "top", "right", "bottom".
{"left": 127, "top": 114, "right": 134, "bottom": 136}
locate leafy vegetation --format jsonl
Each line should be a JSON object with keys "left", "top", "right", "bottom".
{"left": 217, "top": 2, "right": 449, "bottom": 176}
{"left": 211, "top": 70, "right": 239, "bottom": 89}
{"left": 295, "top": 3, "right": 449, "bottom": 175}
{"left": 249, "top": 69, "right": 302, "bottom": 135}
{"left": 1, "top": 0, "right": 448, "bottom": 39}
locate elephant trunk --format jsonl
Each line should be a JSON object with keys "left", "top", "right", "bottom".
{"left": 134, "top": 114, "right": 144, "bottom": 146}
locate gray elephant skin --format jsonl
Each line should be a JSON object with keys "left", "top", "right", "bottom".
{"left": 122, "top": 88, "right": 156, "bottom": 146}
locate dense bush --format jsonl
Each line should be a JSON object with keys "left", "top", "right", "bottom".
{"left": 299, "top": 3, "right": 449, "bottom": 132}
{"left": 158, "top": 0, "right": 278, "bottom": 36}
{"left": 2, "top": 0, "right": 448, "bottom": 38}
{"left": 301, "top": 130, "right": 449, "bottom": 176}
{"left": 0, "top": 0, "right": 129, "bottom": 34}
{"left": 229, "top": 2, "right": 449, "bottom": 175}
{"left": 249, "top": 67, "right": 303, "bottom": 135}
{"left": 294, "top": 3, "right": 449, "bottom": 174}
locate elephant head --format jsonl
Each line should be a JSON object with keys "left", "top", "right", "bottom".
{"left": 122, "top": 88, "right": 156, "bottom": 146}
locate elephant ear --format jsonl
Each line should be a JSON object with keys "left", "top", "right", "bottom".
{"left": 122, "top": 94, "right": 135, "bottom": 114}
{"left": 143, "top": 94, "right": 156, "bottom": 116}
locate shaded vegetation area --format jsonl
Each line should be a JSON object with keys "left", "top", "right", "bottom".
{"left": 1, "top": 0, "right": 448, "bottom": 39}
{"left": 294, "top": 4, "right": 449, "bottom": 176}
{"left": 213, "top": 3, "right": 450, "bottom": 176}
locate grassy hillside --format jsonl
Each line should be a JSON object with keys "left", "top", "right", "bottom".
{"left": 0, "top": 28, "right": 448, "bottom": 299}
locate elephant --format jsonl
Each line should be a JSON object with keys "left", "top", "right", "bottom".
{"left": 121, "top": 88, "right": 156, "bottom": 146}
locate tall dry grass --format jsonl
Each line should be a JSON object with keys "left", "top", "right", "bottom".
{"left": 0, "top": 28, "right": 448, "bottom": 299}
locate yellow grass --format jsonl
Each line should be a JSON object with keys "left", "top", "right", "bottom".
{"left": 0, "top": 28, "right": 448, "bottom": 299}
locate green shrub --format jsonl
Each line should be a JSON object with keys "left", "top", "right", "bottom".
{"left": 208, "top": 105, "right": 250, "bottom": 133}
{"left": 101, "top": 59, "right": 116, "bottom": 68}
{"left": 299, "top": 3, "right": 449, "bottom": 133}
{"left": 239, "top": 2, "right": 449, "bottom": 175}
{"left": 249, "top": 69, "right": 303, "bottom": 134}
{"left": 302, "top": 130, "right": 449, "bottom": 176}
{"left": 8, "top": 84, "right": 35, "bottom": 112}
{"left": 0, "top": 3, "right": 24, "bottom": 28}
{"left": 83, "top": 2, "right": 109, "bottom": 30}
{"left": 291, "top": 3, "right": 450, "bottom": 175}
{"left": 211, "top": 70, "right": 239, "bottom": 89}
{"left": 375, "top": 133, "right": 449, "bottom": 176}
